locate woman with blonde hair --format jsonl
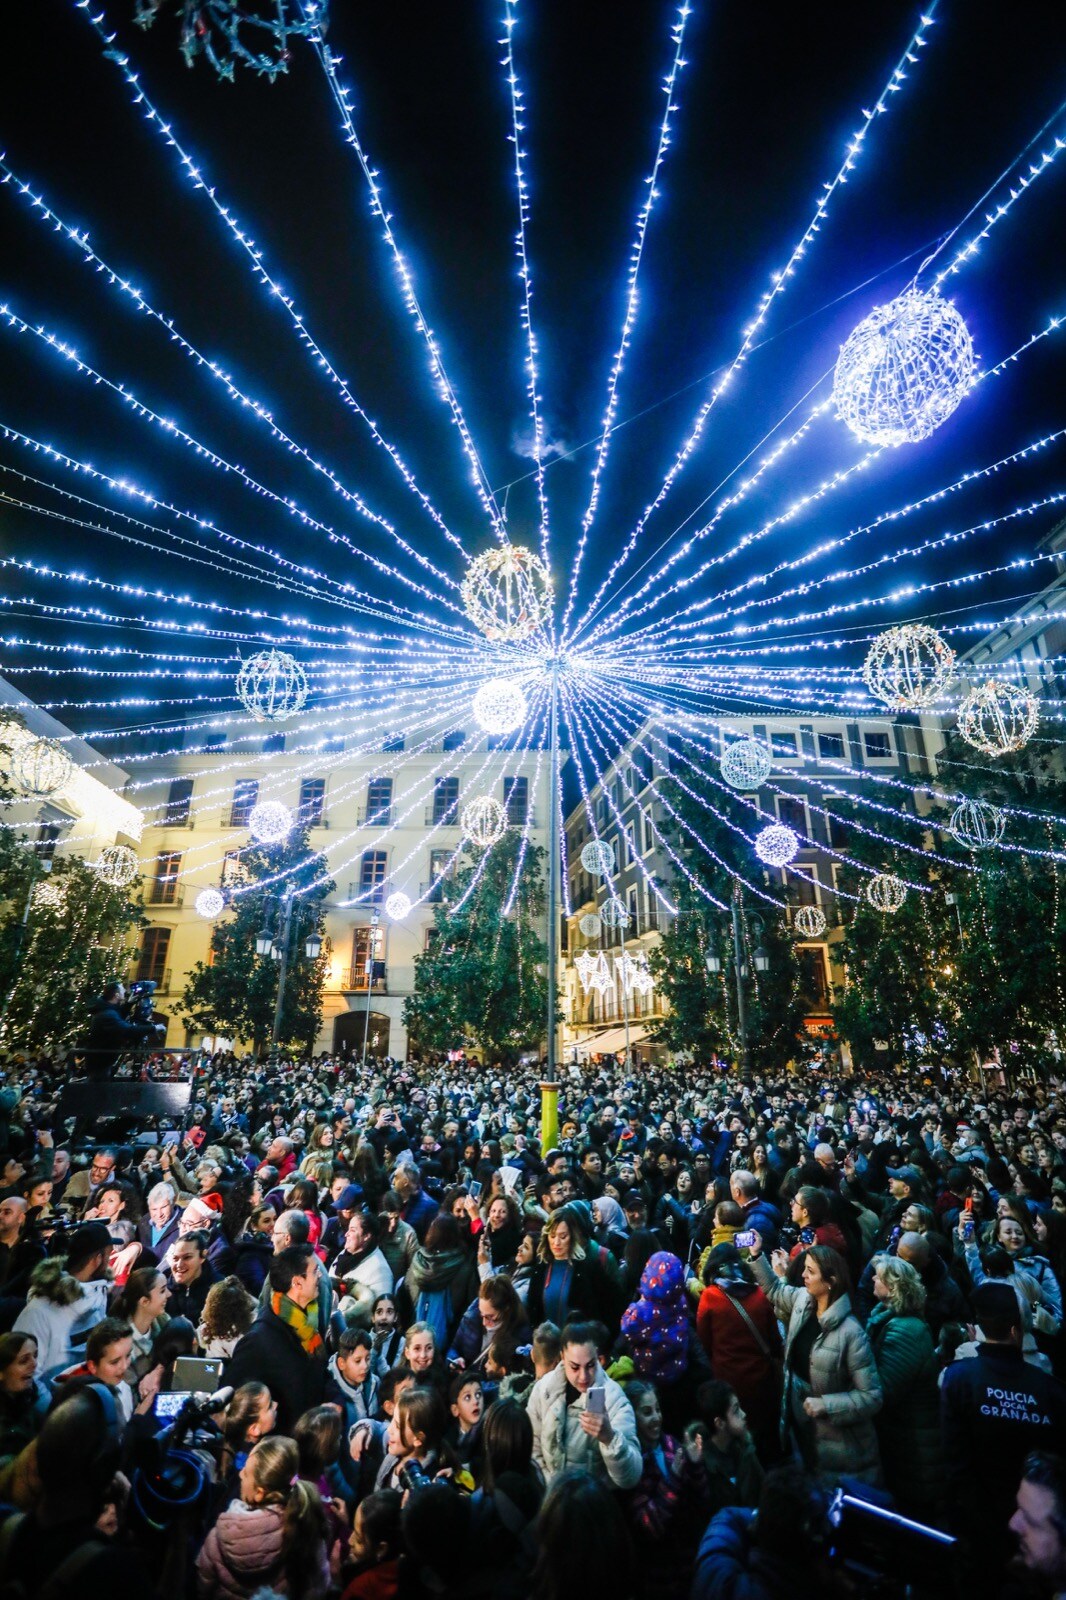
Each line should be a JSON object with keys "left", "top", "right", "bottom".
{"left": 866, "top": 1254, "right": 942, "bottom": 1517}
{"left": 526, "top": 1211, "right": 621, "bottom": 1329}
{"left": 196, "top": 1434, "right": 329, "bottom": 1599}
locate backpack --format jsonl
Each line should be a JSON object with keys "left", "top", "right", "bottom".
{"left": 0, "top": 1512, "right": 105, "bottom": 1600}
{"left": 414, "top": 1286, "right": 451, "bottom": 1349}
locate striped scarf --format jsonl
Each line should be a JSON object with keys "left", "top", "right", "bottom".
{"left": 271, "top": 1291, "right": 323, "bottom": 1356}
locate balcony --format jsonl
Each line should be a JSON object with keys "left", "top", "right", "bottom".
{"left": 345, "top": 967, "right": 388, "bottom": 993}
{"left": 357, "top": 807, "right": 393, "bottom": 828}
{"left": 146, "top": 886, "right": 185, "bottom": 908}
{"left": 151, "top": 815, "right": 194, "bottom": 830}
{"left": 135, "top": 968, "right": 172, "bottom": 994}
{"left": 425, "top": 807, "right": 460, "bottom": 827}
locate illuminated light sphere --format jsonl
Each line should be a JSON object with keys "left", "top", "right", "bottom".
{"left": 866, "top": 873, "right": 908, "bottom": 913}
{"left": 600, "top": 895, "right": 630, "bottom": 929}
{"left": 13, "top": 737, "right": 72, "bottom": 798}
{"left": 33, "top": 880, "right": 66, "bottom": 911}
{"left": 94, "top": 844, "right": 139, "bottom": 890}
{"left": 720, "top": 737, "right": 772, "bottom": 791}
{"left": 754, "top": 824, "right": 799, "bottom": 868}
{"left": 580, "top": 839, "right": 616, "bottom": 877}
{"left": 958, "top": 679, "right": 1039, "bottom": 756}
{"left": 833, "top": 286, "right": 975, "bottom": 446}
{"left": 0, "top": 714, "right": 32, "bottom": 754}
{"left": 195, "top": 887, "right": 226, "bottom": 920}
{"left": 236, "top": 648, "right": 308, "bottom": 722}
{"left": 863, "top": 624, "right": 956, "bottom": 711}
{"left": 948, "top": 798, "right": 1006, "bottom": 850}
{"left": 385, "top": 891, "right": 412, "bottom": 922}
{"left": 461, "top": 543, "right": 553, "bottom": 643}
{"left": 472, "top": 678, "right": 527, "bottom": 736}
{"left": 461, "top": 795, "right": 508, "bottom": 849}
{"left": 793, "top": 905, "right": 828, "bottom": 939}
{"left": 248, "top": 800, "right": 293, "bottom": 843}
{"left": 578, "top": 912, "right": 602, "bottom": 938}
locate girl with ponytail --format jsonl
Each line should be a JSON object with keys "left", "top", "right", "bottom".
{"left": 196, "top": 1434, "right": 330, "bottom": 1599}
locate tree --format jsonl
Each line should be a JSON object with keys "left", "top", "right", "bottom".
{"left": 404, "top": 831, "right": 550, "bottom": 1063}
{"left": 179, "top": 826, "right": 332, "bottom": 1055}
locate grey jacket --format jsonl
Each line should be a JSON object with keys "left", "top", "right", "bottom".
{"left": 528, "top": 1362, "right": 642, "bottom": 1490}
{"left": 752, "top": 1253, "right": 882, "bottom": 1483}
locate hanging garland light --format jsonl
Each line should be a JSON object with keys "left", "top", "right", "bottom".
{"left": 472, "top": 678, "right": 527, "bottom": 735}
{"left": 385, "top": 890, "right": 412, "bottom": 922}
{"left": 248, "top": 799, "right": 293, "bottom": 843}
{"left": 461, "top": 544, "right": 552, "bottom": 642}
{"left": 866, "top": 873, "right": 908, "bottom": 913}
{"left": 13, "top": 737, "right": 72, "bottom": 798}
{"left": 578, "top": 912, "right": 602, "bottom": 938}
{"left": 794, "top": 905, "right": 827, "bottom": 939}
{"left": 754, "top": 823, "right": 799, "bottom": 868}
{"left": 580, "top": 839, "right": 616, "bottom": 876}
{"left": 236, "top": 648, "right": 309, "bottom": 722}
{"left": 33, "top": 880, "right": 66, "bottom": 911}
{"left": 195, "top": 887, "right": 226, "bottom": 920}
{"left": 94, "top": 843, "right": 140, "bottom": 889}
{"left": 132, "top": 0, "right": 326, "bottom": 82}
{"left": 958, "top": 679, "right": 1039, "bottom": 756}
{"left": 461, "top": 795, "right": 508, "bottom": 850}
{"left": 863, "top": 623, "right": 956, "bottom": 710}
{"left": 720, "top": 737, "right": 772, "bottom": 790}
{"left": 833, "top": 286, "right": 975, "bottom": 446}
{"left": 948, "top": 797, "right": 1006, "bottom": 849}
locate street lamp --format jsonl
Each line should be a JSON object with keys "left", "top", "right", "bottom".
{"left": 255, "top": 923, "right": 274, "bottom": 958}
{"left": 304, "top": 930, "right": 322, "bottom": 961}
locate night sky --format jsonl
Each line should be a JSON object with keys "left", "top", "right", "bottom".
{"left": 1, "top": 0, "right": 1065, "bottom": 751}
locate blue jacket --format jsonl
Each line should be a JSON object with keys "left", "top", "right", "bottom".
{"left": 692, "top": 1507, "right": 818, "bottom": 1600}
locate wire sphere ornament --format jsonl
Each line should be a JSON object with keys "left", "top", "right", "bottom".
{"left": 833, "top": 287, "right": 975, "bottom": 447}
{"left": 865, "top": 873, "right": 908, "bottom": 913}
{"left": 461, "top": 795, "right": 508, "bottom": 850}
{"left": 385, "top": 890, "right": 412, "bottom": 922}
{"left": 948, "top": 797, "right": 1006, "bottom": 850}
{"left": 600, "top": 895, "right": 630, "bottom": 929}
{"left": 248, "top": 800, "right": 293, "bottom": 843}
{"left": 33, "top": 880, "right": 66, "bottom": 911}
{"left": 461, "top": 543, "right": 553, "bottom": 643}
{"left": 195, "top": 887, "right": 226, "bottom": 920}
{"left": 958, "top": 679, "right": 1039, "bottom": 756}
{"left": 754, "top": 824, "right": 799, "bottom": 868}
{"left": 133, "top": 0, "right": 325, "bottom": 83}
{"left": 580, "top": 839, "right": 616, "bottom": 877}
{"left": 794, "top": 905, "right": 828, "bottom": 939}
{"left": 863, "top": 624, "right": 956, "bottom": 711}
{"left": 236, "top": 648, "right": 308, "bottom": 722}
{"left": 578, "top": 912, "right": 602, "bottom": 938}
{"left": 472, "top": 678, "right": 527, "bottom": 736}
{"left": 720, "top": 737, "right": 772, "bottom": 790}
{"left": 95, "top": 844, "right": 140, "bottom": 890}
{"left": 13, "top": 737, "right": 73, "bottom": 798}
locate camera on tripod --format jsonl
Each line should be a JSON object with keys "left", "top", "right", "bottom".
{"left": 124, "top": 980, "right": 158, "bottom": 1027}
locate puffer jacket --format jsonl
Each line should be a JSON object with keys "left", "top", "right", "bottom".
{"left": 865, "top": 1304, "right": 943, "bottom": 1516}
{"left": 528, "top": 1361, "right": 642, "bottom": 1489}
{"left": 751, "top": 1254, "right": 882, "bottom": 1484}
{"left": 621, "top": 1252, "right": 690, "bottom": 1383}
{"left": 195, "top": 1500, "right": 329, "bottom": 1600}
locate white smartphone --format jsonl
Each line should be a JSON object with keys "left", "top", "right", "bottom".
{"left": 586, "top": 1386, "right": 606, "bottom": 1415}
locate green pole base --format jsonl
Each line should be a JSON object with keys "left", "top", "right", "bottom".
{"left": 540, "top": 1082, "right": 559, "bottom": 1157}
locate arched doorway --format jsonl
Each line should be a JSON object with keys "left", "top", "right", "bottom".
{"left": 333, "top": 1008, "right": 390, "bottom": 1059}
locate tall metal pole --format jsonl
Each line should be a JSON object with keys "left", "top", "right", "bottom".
{"left": 541, "top": 663, "right": 561, "bottom": 1154}
{"left": 361, "top": 908, "right": 380, "bottom": 1065}
{"left": 269, "top": 885, "right": 295, "bottom": 1063}
{"left": 731, "top": 883, "right": 749, "bottom": 1073}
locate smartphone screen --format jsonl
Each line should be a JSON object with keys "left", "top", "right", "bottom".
{"left": 586, "top": 1386, "right": 606, "bottom": 1415}
{"left": 469, "top": 1181, "right": 482, "bottom": 1200}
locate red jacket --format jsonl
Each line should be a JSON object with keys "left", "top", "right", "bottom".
{"left": 695, "top": 1282, "right": 782, "bottom": 1408}
{"left": 787, "top": 1222, "right": 848, "bottom": 1260}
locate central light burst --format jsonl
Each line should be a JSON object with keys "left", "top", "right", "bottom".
{"left": 462, "top": 543, "right": 553, "bottom": 642}
{"left": 472, "top": 678, "right": 527, "bottom": 735}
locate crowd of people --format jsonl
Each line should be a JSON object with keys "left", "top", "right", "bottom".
{"left": 0, "top": 1038, "right": 1064, "bottom": 1600}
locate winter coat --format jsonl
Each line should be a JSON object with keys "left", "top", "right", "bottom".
{"left": 620, "top": 1252, "right": 690, "bottom": 1383}
{"left": 696, "top": 1278, "right": 782, "bottom": 1451}
{"left": 378, "top": 1218, "right": 418, "bottom": 1285}
{"left": 12, "top": 1282, "right": 107, "bottom": 1378}
{"left": 401, "top": 1244, "right": 479, "bottom": 1346}
{"left": 324, "top": 1354, "right": 379, "bottom": 1429}
{"left": 750, "top": 1253, "right": 882, "bottom": 1484}
{"left": 964, "top": 1240, "right": 1062, "bottom": 1333}
{"left": 628, "top": 1434, "right": 711, "bottom": 1600}
{"left": 525, "top": 1249, "right": 623, "bottom": 1332}
{"left": 527, "top": 1361, "right": 642, "bottom": 1489}
{"left": 0, "top": 1377, "right": 50, "bottom": 1461}
{"left": 448, "top": 1297, "right": 531, "bottom": 1370}
{"left": 224, "top": 1305, "right": 326, "bottom": 1434}
{"left": 333, "top": 1247, "right": 395, "bottom": 1328}
{"left": 787, "top": 1222, "right": 848, "bottom": 1260}
{"left": 227, "top": 1233, "right": 274, "bottom": 1296}
{"left": 195, "top": 1499, "right": 329, "bottom": 1600}
{"left": 865, "top": 1304, "right": 943, "bottom": 1516}
{"left": 692, "top": 1506, "right": 819, "bottom": 1600}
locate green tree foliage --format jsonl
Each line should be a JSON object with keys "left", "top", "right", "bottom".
{"left": 180, "top": 826, "right": 332, "bottom": 1054}
{"left": 404, "top": 831, "right": 550, "bottom": 1063}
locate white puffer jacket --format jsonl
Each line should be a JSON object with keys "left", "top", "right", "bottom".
{"left": 528, "top": 1362, "right": 642, "bottom": 1489}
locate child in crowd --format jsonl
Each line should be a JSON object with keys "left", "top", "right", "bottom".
{"left": 346, "top": 1367, "right": 417, "bottom": 1500}
{"left": 447, "top": 1372, "right": 485, "bottom": 1486}
{"left": 370, "top": 1294, "right": 403, "bottom": 1375}
{"left": 374, "top": 1384, "right": 449, "bottom": 1494}
{"left": 198, "top": 1275, "right": 256, "bottom": 1360}
{"left": 294, "top": 1405, "right": 350, "bottom": 1566}
{"left": 627, "top": 1379, "right": 711, "bottom": 1600}
{"left": 219, "top": 1381, "right": 279, "bottom": 1504}
{"left": 340, "top": 1489, "right": 402, "bottom": 1600}
{"left": 402, "top": 1322, "right": 448, "bottom": 1392}
{"left": 696, "top": 1378, "right": 765, "bottom": 1517}
{"left": 196, "top": 1435, "right": 331, "bottom": 1600}
{"left": 326, "top": 1326, "right": 380, "bottom": 1431}
{"left": 499, "top": 1320, "right": 561, "bottom": 1405}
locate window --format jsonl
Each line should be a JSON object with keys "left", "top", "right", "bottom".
{"left": 642, "top": 810, "right": 654, "bottom": 854}
{"left": 624, "top": 824, "right": 637, "bottom": 865}
{"left": 428, "top": 848, "right": 451, "bottom": 902}
{"left": 770, "top": 731, "right": 798, "bottom": 759}
{"left": 442, "top": 730, "right": 466, "bottom": 752}
{"left": 627, "top": 886, "right": 639, "bottom": 930}
{"left": 352, "top": 925, "right": 384, "bottom": 988}
{"left": 790, "top": 867, "right": 819, "bottom": 907}
{"left": 797, "top": 946, "right": 829, "bottom": 1008}
{"left": 433, "top": 777, "right": 459, "bottom": 824}
{"left": 818, "top": 731, "right": 845, "bottom": 762}
{"left": 205, "top": 731, "right": 226, "bottom": 750}
{"left": 503, "top": 776, "right": 528, "bottom": 826}
{"left": 864, "top": 730, "right": 891, "bottom": 759}
{"left": 163, "top": 778, "right": 193, "bottom": 826}
{"left": 229, "top": 779, "right": 258, "bottom": 828}
{"left": 152, "top": 851, "right": 181, "bottom": 904}
{"left": 137, "top": 927, "right": 170, "bottom": 985}
{"left": 299, "top": 778, "right": 326, "bottom": 827}
{"left": 828, "top": 812, "right": 849, "bottom": 851}
{"left": 776, "top": 795, "right": 808, "bottom": 838}
{"left": 222, "top": 850, "right": 249, "bottom": 887}
{"left": 383, "top": 735, "right": 404, "bottom": 753}
{"left": 263, "top": 732, "right": 285, "bottom": 754}
{"left": 359, "top": 850, "right": 388, "bottom": 903}
{"left": 632, "top": 748, "right": 653, "bottom": 788}
{"left": 366, "top": 777, "right": 393, "bottom": 825}
{"left": 36, "top": 822, "right": 62, "bottom": 867}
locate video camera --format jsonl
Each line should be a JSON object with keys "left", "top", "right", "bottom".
{"left": 124, "top": 980, "right": 158, "bottom": 1027}
{"left": 129, "top": 1385, "right": 232, "bottom": 1537}
{"left": 825, "top": 1487, "right": 955, "bottom": 1598}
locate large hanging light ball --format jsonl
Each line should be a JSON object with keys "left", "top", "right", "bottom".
{"left": 13, "top": 737, "right": 72, "bottom": 798}
{"left": 461, "top": 543, "right": 553, "bottom": 642}
{"left": 866, "top": 873, "right": 908, "bottom": 913}
{"left": 833, "top": 286, "right": 975, "bottom": 446}
{"left": 600, "top": 895, "right": 630, "bottom": 929}
{"left": 95, "top": 844, "right": 140, "bottom": 890}
{"left": 461, "top": 795, "right": 508, "bottom": 849}
{"left": 754, "top": 824, "right": 799, "bottom": 868}
{"left": 236, "top": 648, "right": 309, "bottom": 722}
{"left": 720, "top": 737, "right": 772, "bottom": 790}
{"left": 863, "top": 624, "right": 956, "bottom": 711}
{"left": 580, "top": 839, "right": 616, "bottom": 877}
{"left": 578, "top": 912, "right": 602, "bottom": 938}
{"left": 472, "top": 678, "right": 527, "bottom": 736}
{"left": 794, "top": 905, "right": 827, "bottom": 939}
{"left": 948, "top": 797, "right": 1006, "bottom": 850}
{"left": 248, "top": 800, "right": 293, "bottom": 843}
{"left": 195, "top": 887, "right": 226, "bottom": 920}
{"left": 958, "top": 680, "right": 1039, "bottom": 756}
{"left": 385, "top": 890, "right": 412, "bottom": 922}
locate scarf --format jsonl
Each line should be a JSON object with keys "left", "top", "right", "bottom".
{"left": 271, "top": 1291, "right": 323, "bottom": 1356}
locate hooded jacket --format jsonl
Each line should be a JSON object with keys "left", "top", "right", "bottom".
{"left": 621, "top": 1251, "right": 690, "bottom": 1383}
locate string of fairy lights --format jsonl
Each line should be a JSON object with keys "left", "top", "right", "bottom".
{"left": 2, "top": 0, "right": 1066, "bottom": 1032}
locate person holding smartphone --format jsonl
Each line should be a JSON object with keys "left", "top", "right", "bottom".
{"left": 528, "top": 1321, "right": 641, "bottom": 1490}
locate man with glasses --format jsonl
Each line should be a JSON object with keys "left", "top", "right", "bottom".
{"left": 62, "top": 1149, "right": 117, "bottom": 1215}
